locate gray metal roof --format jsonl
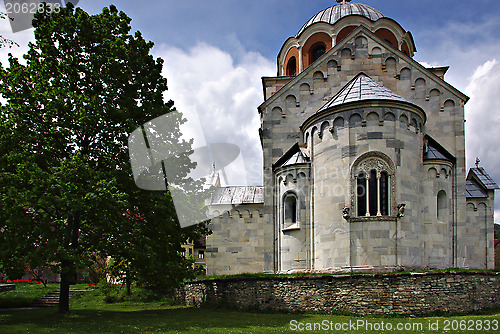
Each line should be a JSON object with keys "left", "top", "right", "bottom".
{"left": 210, "top": 186, "right": 264, "bottom": 205}
{"left": 466, "top": 179, "right": 488, "bottom": 198}
{"left": 297, "top": 2, "right": 384, "bottom": 36}
{"left": 316, "top": 73, "right": 412, "bottom": 114}
{"left": 469, "top": 167, "right": 499, "bottom": 190}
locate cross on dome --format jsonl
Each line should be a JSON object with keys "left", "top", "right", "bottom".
{"left": 336, "top": 0, "right": 352, "bottom": 3}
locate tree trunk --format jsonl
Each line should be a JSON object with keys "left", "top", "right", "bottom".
{"left": 58, "top": 261, "right": 70, "bottom": 314}
{"left": 126, "top": 268, "right": 131, "bottom": 295}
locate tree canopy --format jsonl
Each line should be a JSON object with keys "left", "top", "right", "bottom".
{"left": 0, "top": 4, "right": 208, "bottom": 313}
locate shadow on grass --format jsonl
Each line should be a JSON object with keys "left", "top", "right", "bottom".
{"left": 0, "top": 306, "right": 310, "bottom": 333}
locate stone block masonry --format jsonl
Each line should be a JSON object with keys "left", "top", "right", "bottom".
{"left": 176, "top": 272, "right": 500, "bottom": 315}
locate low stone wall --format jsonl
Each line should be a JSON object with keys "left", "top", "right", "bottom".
{"left": 177, "top": 272, "right": 500, "bottom": 315}
{"left": 0, "top": 284, "right": 15, "bottom": 292}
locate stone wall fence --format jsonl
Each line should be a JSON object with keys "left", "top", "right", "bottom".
{"left": 175, "top": 272, "right": 500, "bottom": 315}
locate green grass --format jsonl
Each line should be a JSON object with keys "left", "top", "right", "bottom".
{"left": 192, "top": 268, "right": 499, "bottom": 281}
{"left": 0, "top": 283, "right": 59, "bottom": 308}
{"left": 0, "top": 283, "right": 499, "bottom": 333}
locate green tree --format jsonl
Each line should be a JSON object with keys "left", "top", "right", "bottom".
{"left": 0, "top": 4, "right": 207, "bottom": 313}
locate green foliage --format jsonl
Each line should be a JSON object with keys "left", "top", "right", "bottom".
{"left": 0, "top": 3, "right": 208, "bottom": 311}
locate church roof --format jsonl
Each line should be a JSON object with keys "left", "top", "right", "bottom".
{"left": 273, "top": 143, "right": 310, "bottom": 170}
{"left": 468, "top": 167, "right": 499, "bottom": 190}
{"left": 210, "top": 186, "right": 264, "bottom": 205}
{"left": 466, "top": 179, "right": 488, "bottom": 198}
{"left": 297, "top": 1, "right": 385, "bottom": 36}
{"left": 423, "top": 135, "right": 455, "bottom": 163}
{"left": 316, "top": 73, "right": 414, "bottom": 114}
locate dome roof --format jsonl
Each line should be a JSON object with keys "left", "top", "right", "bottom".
{"left": 315, "top": 73, "right": 418, "bottom": 114}
{"left": 297, "top": 2, "right": 385, "bottom": 36}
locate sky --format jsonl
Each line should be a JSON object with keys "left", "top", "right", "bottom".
{"left": 1, "top": 0, "right": 500, "bottom": 221}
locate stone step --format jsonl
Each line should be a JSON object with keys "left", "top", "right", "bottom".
{"left": 30, "top": 290, "right": 84, "bottom": 307}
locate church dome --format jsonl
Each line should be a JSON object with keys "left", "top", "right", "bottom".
{"left": 297, "top": 1, "right": 385, "bottom": 37}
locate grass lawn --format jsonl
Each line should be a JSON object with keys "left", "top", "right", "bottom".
{"left": 0, "top": 283, "right": 499, "bottom": 333}
{"left": 0, "top": 282, "right": 59, "bottom": 309}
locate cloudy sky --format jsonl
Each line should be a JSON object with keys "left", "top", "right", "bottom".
{"left": 1, "top": 0, "right": 500, "bottom": 221}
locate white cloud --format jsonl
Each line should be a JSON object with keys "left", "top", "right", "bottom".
{"left": 465, "top": 59, "right": 500, "bottom": 223}
{"left": 153, "top": 42, "right": 275, "bottom": 186}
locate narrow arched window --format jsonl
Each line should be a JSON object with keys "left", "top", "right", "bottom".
{"left": 437, "top": 190, "right": 447, "bottom": 220}
{"left": 284, "top": 193, "right": 298, "bottom": 226}
{"left": 368, "top": 170, "right": 378, "bottom": 216}
{"left": 380, "top": 172, "right": 389, "bottom": 216}
{"left": 357, "top": 173, "right": 367, "bottom": 216}
{"left": 286, "top": 57, "right": 297, "bottom": 76}
{"left": 310, "top": 42, "right": 326, "bottom": 64}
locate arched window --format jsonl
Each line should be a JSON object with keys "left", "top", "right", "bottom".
{"left": 310, "top": 42, "right": 326, "bottom": 64}
{"left": 286, "top": 57, "right": 297, "bottom": 76}
{"left": 437, "top": 190, "right": 447, "bottom": 220}
{"left": 283, "top": 192, "right": 298, "bottom": 227}
{"left": 353, "top": 154, "right": 394, "bottom": 217}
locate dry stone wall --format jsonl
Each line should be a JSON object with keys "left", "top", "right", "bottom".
{"left": 177, "top": 272, "right": 500, "bottom": 315}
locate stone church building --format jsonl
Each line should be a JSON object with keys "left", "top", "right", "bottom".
{"left": 205, "top": 0, "right": 497, "bottom": 275}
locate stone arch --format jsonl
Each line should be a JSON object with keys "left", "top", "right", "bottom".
{"left": 327, "top": 59, "right": 338, "bottom": 68}
{"left": 427, "top": 167, "right": 438, "bottom": 178}
{"left": 400, "top": 67, "right": 411, "bottom": 80}
{"left": 311, "top": 126, "right": 318, "bottom": 144}
{"left": 341, "top": 48, "right": 352, "bottom": 58}
{"left": 399, "top": 114, "right": 408, "bottom": 127}
{"left": 252, "top": 209, "right": 262, "bottom": 218}
{"left": 355, "top": 36, "right": 368, "bottom": 49}
{"left": 285, "top": 173, "right": 295, "bottom": 185}
{"left": 286, "top": 95, "right": 297, "bottom": 108}
{"left": 313, "top": 71, "right": 325, "bottom": 80}
{"left": 300, "top": 83, "right": 311, "bottom": 94}
{"left": 333, "top": 116, "right": 345, "bottom": 128}
{"left": 410, "top": 118, "right": 418, "bottom": 132}
{"left": 327, "top": 59, "right": 338, "bottom": 75}
{"left": 415, "top": 78, "right": 426, "bottom": 99}
{"left": 440, "top": 168, "right": 448, "bottom": 178}
{"left": 444, "top": 99, "right": 455, "bottom": 113}
{"left": 429, "top": 89, "right": 441, "bottom": 110}
{"left": 297, "top": 171, "right": 307, "bottom": 179}
{"left": 429, "top": 88, "right": 441, "bottom": 98}
{"left": 349, "top": 113, "right": 362, "bottom": 127}
{"left": 366, "top": 112, "right": 380, "bottom": 122}
{"left": 385, "top": 57, "right": 397, "bottom": 75}
{"left": 272, "top": 106, "right": 284, "bottom": 118}
{"left": 319, "top": 121, "right": 330, "bottom": 139}
{"left": 383, "top": 112, "right": 395, "bottom": 121}
{"left": 336, "top": 26, "right": 356, "bottom": 43}
{"left": 241, "top": 210, "right": 251, "bottom": 219}
{"left": 466, "top": 203, "right": 476, "bottom": 212}
{"left": 376, "top": 28, "right": 398, "bottom": 48}
{"left": 371, "top": 47, "right": 382, "bottom": 57}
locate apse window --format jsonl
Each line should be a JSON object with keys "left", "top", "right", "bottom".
{"left": 283, "top": 192, "right": 299, "bottom": 229}
{"left": 356, "top": 170, "right": 389, "bottom": 217}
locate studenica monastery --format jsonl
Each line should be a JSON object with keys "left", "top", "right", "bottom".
{"left": 204, "top": 0, "right": 498, "bottom": 275}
